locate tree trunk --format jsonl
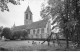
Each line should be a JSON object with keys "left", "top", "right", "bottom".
{"left": 66, "top": 33, "right": 69, "bottom": 48}
{"left": 65, "top": 0, "right": 69, "bottom": 49}
{"left": 76, "top": 0, "right": 80, "bottom": 47}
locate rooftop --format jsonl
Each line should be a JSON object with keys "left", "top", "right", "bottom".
{"left": 12, "top": 19, "right": 48, "bottom": 31}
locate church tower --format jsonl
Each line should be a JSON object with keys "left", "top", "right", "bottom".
{"left": 24, "top": 6, "right": 33, "bottom": 25}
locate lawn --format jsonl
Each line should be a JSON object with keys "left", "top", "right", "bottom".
{"left": 0, "top": 40, "right": 79, "bottom": 51}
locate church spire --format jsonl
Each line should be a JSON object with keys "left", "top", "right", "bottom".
{"left": 25, "top": 6, "right": 32, "bottom": 14}
{"left": 13, "top": 22, "right": 15, "bottom": 27}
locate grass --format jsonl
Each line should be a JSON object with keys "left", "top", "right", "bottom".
{"left": 0, "top": 40, "right": 80, "bottom": 51}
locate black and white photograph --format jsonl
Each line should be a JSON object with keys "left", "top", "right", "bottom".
{"left": 0, "top": 0, "right": 80, "bottom": 51}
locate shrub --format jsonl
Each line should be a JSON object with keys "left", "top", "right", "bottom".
{"left": 22, "top": 30, "right": 28, "bottom": 39}
{"left": 11, "top": 30, "right": 28, "bottom": 40}
{"left": 1, "top": 27, "right": 12, "bottom": 39}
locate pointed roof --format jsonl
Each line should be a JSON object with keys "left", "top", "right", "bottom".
{"left": 13, "top": 23, "right": 15, "bottom": 27}
{"left": 25, "top": 6, "right": 32, "bottom": 14}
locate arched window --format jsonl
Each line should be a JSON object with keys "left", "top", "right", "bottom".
{"left": 37, "top": 29, "right": 39, "bottom": 34}
{"left": 27, "top": 29, "right": 30, "bottom": 34}
{"left": 41, "top": 28, "right": 44, "bottom": 33}
{"left": 26, "top": 14, "right": 28, "bottom": 19}
{"left": 33, "top": 29, "right": 35, "bottom": 34}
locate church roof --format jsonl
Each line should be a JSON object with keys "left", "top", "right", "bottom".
{"left": 12, "top": 19, "right": 48, "bottom": 31}
{"left": 25, "top": 6, "right": 32, "bottom": 14}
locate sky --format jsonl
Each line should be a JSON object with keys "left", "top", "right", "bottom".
{"left": 0, "top": 0, "right": 47, "bottom": 28}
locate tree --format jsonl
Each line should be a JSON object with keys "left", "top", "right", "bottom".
{"left": 57, "top": 0, "right": 80, "bottom": 49}
{"left": 40, "top": 0, "right": 64, "bottom": 46}
{"left": 1, "top": 27, "right": 12, "bottom": 39}
{"left": 0, "top": 26, "right": 3, "bottom": 37}
{"left": 12, "top": 30, "right": 22, "bottom": 40}
{"left": 0, "top": 0, "right": 25, "bottom": 12}
{"left": 0, "top": 26, "right": 3, "bottom": 32}
{"left": 40, "top": 0, "right": 64, "bottom": 19}
{"left": 75, "top": 0, "right": 80, "bottom": 47}
{"left": 40, "top": 0, "right": 79, "bottom": 49}
{"left": 40, "top": 0, "right": 64, "bottom": 33}
{"left": 22, "top": 30, "right": 28, "bottom": 39}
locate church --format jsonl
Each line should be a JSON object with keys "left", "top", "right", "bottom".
{"left": 12, "top": 6, "right": 51, "bottom": 39}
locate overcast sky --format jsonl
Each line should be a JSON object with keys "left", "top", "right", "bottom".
{"left": 0, "top": 0, "right": 47, "bottom": 28}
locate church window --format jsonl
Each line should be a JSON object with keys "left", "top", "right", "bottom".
{"left": 37, "top": 29, "right": 39, "bottom": 34}
{"left": 27, "top": 29, "right": 30, "bottom": 34}
{"left": 41, "top": 28, "right": 44, "bottom": 33}
{"left": 33, "top": 29, "right": 35, "bottom": 34}
{"left": 26, "top": 14, "right": 28, "bottom": 19}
